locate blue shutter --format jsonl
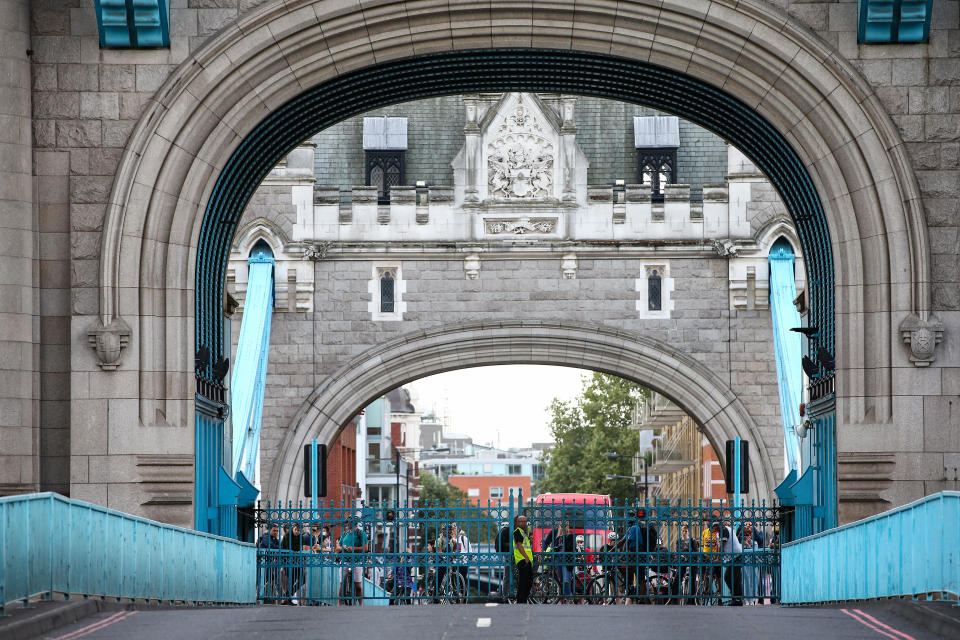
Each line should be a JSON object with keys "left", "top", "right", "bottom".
{"left": 95, "top": 0, "right": 170, "bottom": 48}
{"left": 858, "top": 0, "right": 931, "bottom": 43}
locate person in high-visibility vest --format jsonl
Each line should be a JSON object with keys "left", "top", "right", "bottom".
{"left": 513, "top": 514, "right": 533, "bottom": 603}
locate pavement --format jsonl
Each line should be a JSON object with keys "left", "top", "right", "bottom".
{"left": 5, "top": 600, "right": 957, "bottom": 640}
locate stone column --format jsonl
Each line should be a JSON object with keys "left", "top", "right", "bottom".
{"left": 0, "top": 0, "right": 37, "bottom": 495}
{"left": 462, "top": 95, "right": 480, "bottom": 204}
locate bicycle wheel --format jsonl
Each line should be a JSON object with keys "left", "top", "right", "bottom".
{"left": 696, "top": 572, "right": 721, "bottom": 606}
{"left": 677, "top": 572, "right": 691, "bottom": 606}
{"left": 595, "top": 573, "right": 618, "bottom": 605}
{"left": 584, "top": 576, "right": 603, "bottom": 604}
{"left": 531, "top": 571, "right": 560, "bottom": 604}
{"left": 447, "top": 570, "right": 468, "bottom": 603}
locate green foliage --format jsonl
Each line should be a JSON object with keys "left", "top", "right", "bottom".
{"left": 415, "top": 473, "right": 493, "bottom": 544}
{"left": 417, "top": 471, "right": 468, "bottom": 506}
{"left": 538, "top": 372, "right": 650, "bottom": 502}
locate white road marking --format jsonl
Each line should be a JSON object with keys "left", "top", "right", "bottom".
{"left": 476, "top": 617, "right": 492, "bottom": 628}
{"left": 484, "top": 602, "right": 498, "bottom": 607}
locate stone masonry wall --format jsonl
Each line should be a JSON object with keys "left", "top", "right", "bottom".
{"left": 231, "top": 251, "right": 785, "bottom": 502}
{"left": 2, "top": 0, "right": 955, "bottom": 519}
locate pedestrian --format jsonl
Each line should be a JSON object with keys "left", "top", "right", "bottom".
{"left": 513, "top": 514, "right": 533, "bottom": 603}
{"left": 450, "top": 523, "right": 471, "bottom": 593}
{"left": 621, "top": 509, "right": 657, "bottom": 604}
{"left": 257, "top": 523, "right": 282, "bottom": 601}
{"left": 280, "top": 523, "right": 311, "bottom": 604}
{"left": 337, "top": 512, "right": 368, "bottom": 605}
{"left": 741, "top": 522, "right": 759, "bottom": 604}
{"left": 712, "top": 521, "right": 744, "bottom": 606}
{"left": 494, "top": 520, "right": 513, "bottom": 600}
{"left": 676, "top": 523, "right": 699, "bottom": 601}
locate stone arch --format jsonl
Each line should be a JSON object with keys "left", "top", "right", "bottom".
{"left": 88, "top": 0, "right": 938, "bottom": 520}
{"left": 268, "top": 321, "right": 779, "bottom": 504}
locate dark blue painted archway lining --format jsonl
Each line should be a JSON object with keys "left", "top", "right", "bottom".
{"left": 193, "top": 48, "right": 835, "bottom": 532}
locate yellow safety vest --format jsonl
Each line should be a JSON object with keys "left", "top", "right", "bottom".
{"left": 513, "top": 527, "right": 532, "bottom": 564}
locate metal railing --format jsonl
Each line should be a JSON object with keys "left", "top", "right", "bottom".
{"left": 782, "top": 491, "right": 960, "bottom": 603}
{"left": 254, "top": 495, "right": 782, "bottom": 605}
{"left": 0, "top": 493, "right": 256, "bottom": 615}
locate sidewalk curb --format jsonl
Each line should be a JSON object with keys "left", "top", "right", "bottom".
{"left": 2, "top": 599, "right": 103, "bottom": 640}
{"left": 880, "top": 600, "right": 960, "bottom": 639}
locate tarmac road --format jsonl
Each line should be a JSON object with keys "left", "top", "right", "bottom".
{"left": 32, "top": 602, "right": 945, "bottom": 640}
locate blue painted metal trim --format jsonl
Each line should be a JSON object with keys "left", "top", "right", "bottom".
{"left": 0, "top": 492, "right": 254, "bottom": 614}
{"left": 94, "top": 0, "right": 170, "bottom": 48}
{"left": 782, "top": 491, "right": 960, "bottom": 602}
{"left": 858, "top": 0, "right": 931, "bottom": 43}
{"left": 235, "top": 471, "right": 259, "bottom": 508}
{"left": 774, "top": 469, "right": 798, "bottom": 507}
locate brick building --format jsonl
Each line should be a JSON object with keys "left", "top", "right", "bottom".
{"left": 448, "top": 475, "right": 532, "bottom": 506}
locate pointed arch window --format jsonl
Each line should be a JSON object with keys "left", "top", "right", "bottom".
{"left": 648, "top": 269, "right": 662, "bottom": 311}
{"left": 380, "top": 268, "right": 396, "bottom": 313}
{"left": 636, "top": 149, "right": 676, "bottom": 201}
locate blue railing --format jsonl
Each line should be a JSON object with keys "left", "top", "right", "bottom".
{"left": 0, "top": 493, "right": 256, "bottom": 615}
{"left": 782, "top": 491, "right": 960, "bottom": 603}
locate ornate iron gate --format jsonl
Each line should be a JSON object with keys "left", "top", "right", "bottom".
{"left": 254, "top": 496, "right": 782, "bottom": 605}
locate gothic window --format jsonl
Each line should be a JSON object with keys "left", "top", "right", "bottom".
{"left": 648, "top": 269, "right": 662, "bottom": 311}
{"left": 635, "top": 148, "right": 676, "bottom": 201}
{"left": 380, "top": 269, "right": 396, "bottom": 313}
{"left": 370, "top": 264, "right": 405, "bottom": 321}
{"left": 365, "top": 151, "right": 406, "bottom": 204}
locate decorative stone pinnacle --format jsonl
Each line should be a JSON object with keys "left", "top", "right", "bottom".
{"left": 899, "top": 313, "right": 944, "bottom": 367}
{"left": 87, "top": 317, "right": 132, "bottom": 371}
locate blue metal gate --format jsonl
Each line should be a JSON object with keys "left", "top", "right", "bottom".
{"left": 254, "top": 496, "right": 782, "bottom": 605}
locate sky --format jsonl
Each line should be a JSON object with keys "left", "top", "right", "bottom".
{"left": 404, "top": 365, "right": 591, "bottom": 449}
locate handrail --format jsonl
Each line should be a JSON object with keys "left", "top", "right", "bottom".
{"left": 781, "top": 491, "right": 960, "bottom": 602}
{"left": 1, "top": 493, "right": 256, "bottom": 614}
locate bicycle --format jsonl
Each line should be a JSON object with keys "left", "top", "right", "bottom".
{"left": 423, "top": 565, "right": 468, "bottom": 604}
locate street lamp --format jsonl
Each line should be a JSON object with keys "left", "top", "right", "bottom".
{"left": 604, "top": 451, "right": 648, "bottom": 501}
{"left": 605, "top": 473, "right": 640, "bottom": 501}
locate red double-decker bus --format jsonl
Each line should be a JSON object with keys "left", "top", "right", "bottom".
{"left": 531, "top": 493, "right": 612, "bottom": 553}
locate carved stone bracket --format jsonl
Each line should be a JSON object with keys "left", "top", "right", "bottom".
{"left": 464, "top": 253, "right": 481, "bottom": 280}
{"left": 899, "top": 313, "right": 944, "bottom": 367}
{"left": 87, "top": 317, "right": 132, "bottom": 371}
{"left": 303, "top": 241, "right": 332, "bottom": 261}
{"left": 711, "top": 239, "right": 741, "bottom": 256}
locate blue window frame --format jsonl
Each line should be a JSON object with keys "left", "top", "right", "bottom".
{"left": 858, "top": 0, "right": 932, "bottom": 43}
{"left": 95, "top": 0, "right": 170, "bottom": 48}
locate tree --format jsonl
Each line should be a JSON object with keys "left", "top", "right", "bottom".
{"left": 417, "top": 471, "right": 468, "bottom": 506}
{"left": 538, "top": 372, "right": 650, "bottom": 502}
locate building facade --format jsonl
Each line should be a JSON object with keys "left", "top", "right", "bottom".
{"left": 1, "top": 1, "right": 956, "bottom": 537}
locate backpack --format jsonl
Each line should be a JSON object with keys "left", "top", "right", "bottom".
{"left": 495, "top": 526, "right": 511, "bottom": 552}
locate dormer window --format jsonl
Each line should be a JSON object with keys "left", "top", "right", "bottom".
{"left": 363, "top": 116, "right": 408, "bottom": 204}
{"left": 634, "top": 116, "right": 679, "bottom": 201}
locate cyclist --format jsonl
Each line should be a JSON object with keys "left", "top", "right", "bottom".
{"left": 621, "top": 509, "right": 657, "bottom": 604}
{"left": 601, "top": 531, "right": 624, "bottom": 603}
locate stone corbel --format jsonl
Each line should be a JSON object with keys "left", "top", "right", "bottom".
{"left": 88, "top": 316, "right": 132, "bottom": 371}
{"left": 464, "top": 253, "right": 481, "bottom": 280}
{"left": 561, "top": 253, "right": 577, "bottom": 279}
{"left": 899, "top": 313, "right": 945, "bottom": 367}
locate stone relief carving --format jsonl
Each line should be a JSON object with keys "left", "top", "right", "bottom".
{"left": 899, "top": 313, "right": 945, "bottom": 367}
{"left": 87, "top": 317, "right": 132, "bottom": 371}
{"left": 484, "top": 218, "right": 557, "bottom": 234}
{"left": 487, "top": 98, "right": 554, "bottom": 199}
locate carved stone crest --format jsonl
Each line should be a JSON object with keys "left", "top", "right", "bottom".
{"left": 88, "top": 317, "right": 132, "bottom": 371}
{"left": 899, "top": 313, "right": 944, "bottom": 367}
{"left": 487, "top": 98, "right": 554, "bottom": 199}
{"left": 484, "top": 217, "right": 557, "bottom": 235}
